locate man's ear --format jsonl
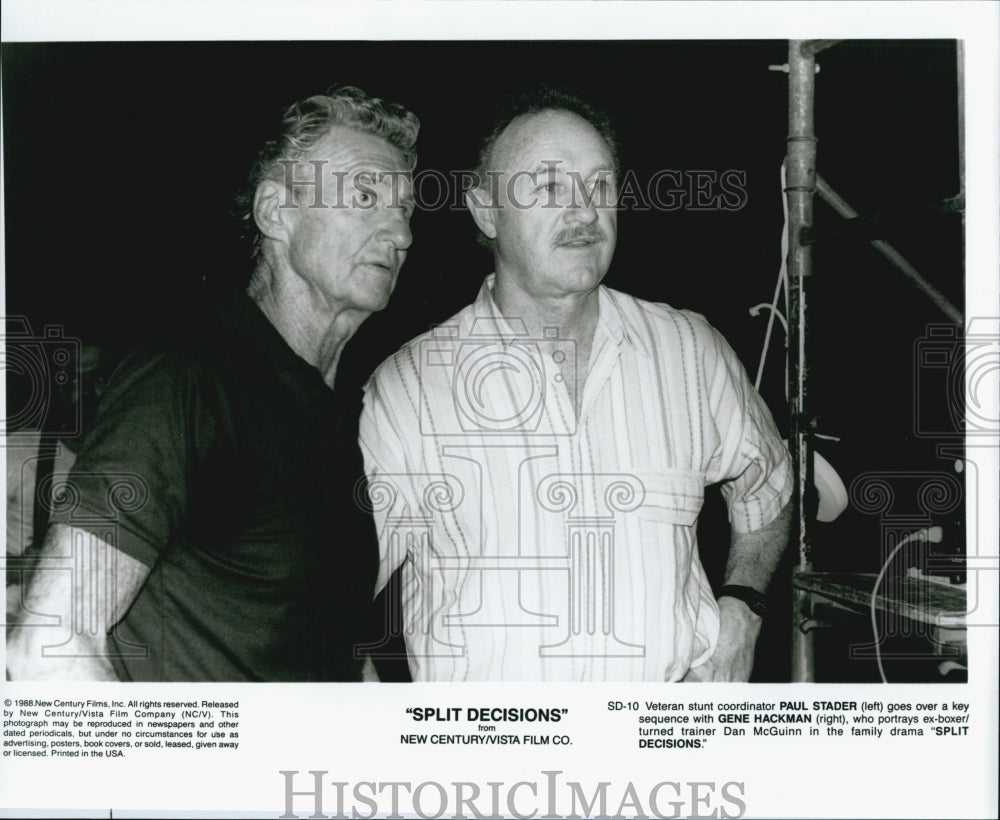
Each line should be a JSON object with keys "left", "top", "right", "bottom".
{"left": 253, "top": 179, "right": 293, "bottom": 244}
{"left": 465, "top": 187, "right": 497, "bottom": 240}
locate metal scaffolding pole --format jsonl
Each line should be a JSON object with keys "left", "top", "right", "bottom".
{"left": 787, "top": 40, "right": 818, "bottom": 682}
{"left": 784, "top": 40, "right": 963, "bottom": 682}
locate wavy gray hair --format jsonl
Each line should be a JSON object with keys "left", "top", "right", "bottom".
{"left": 236, "top": 86, "right": 420, "bottom": 259}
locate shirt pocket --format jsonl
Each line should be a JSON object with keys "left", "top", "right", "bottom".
{"left": 630, "top": 469, "right": 704, "bottom": 526}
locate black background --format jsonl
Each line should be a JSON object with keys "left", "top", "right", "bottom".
{"left": 3, "top": 41, "right": 966, "bottom": 680}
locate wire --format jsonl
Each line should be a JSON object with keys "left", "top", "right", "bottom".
{"left": 751, "top": 161, "right": 790, "bottom": 393}
{"left": 870, "top": 526, "right": 944, "bottom": 683}
{"left": 749, "top": 303, "right": 788, "bottom": 336}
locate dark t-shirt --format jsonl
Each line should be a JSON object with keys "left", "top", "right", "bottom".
{"left": 51, "top": 293, "right": 379, "bottom": 681}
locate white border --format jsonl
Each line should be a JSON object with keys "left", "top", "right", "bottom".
{"left": 0, "top": 1, "right": 997, "bottom": 41}
{"left": 2, "top": 3, "right": 998, "bottom": 818}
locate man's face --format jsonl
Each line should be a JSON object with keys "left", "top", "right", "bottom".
{"left": 282, "top": 125, "right": 414, "bottom": 314}
{"left": 483, "top": 109, "right": 617, "bottom": 301}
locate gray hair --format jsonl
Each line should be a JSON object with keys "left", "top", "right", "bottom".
{"left": 236, "top": 86, "right": 420, "bottom": 259}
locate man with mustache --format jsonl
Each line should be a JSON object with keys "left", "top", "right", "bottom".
{"left": 8, "top": 86, "right": 418, "bottom": 681}
{"left": 360, "top": 88, "right": 791, "bottom": 682}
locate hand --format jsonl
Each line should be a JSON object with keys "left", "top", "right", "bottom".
{"left": 682, "top": 597, "right": 762, "bottom": 682}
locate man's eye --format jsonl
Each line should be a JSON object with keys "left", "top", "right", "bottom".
{"left": 356, "top": 190, "right": 376, "bottom": 206}
{"left": 593, "top": 180, "right": 616, "bottom": 201}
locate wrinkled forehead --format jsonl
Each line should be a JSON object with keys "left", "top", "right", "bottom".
{"left": 279, "top": 125, "right": 415, "bottom": 199}
{"left": 490, "top": 109, "right": 615, "bottom": 177}
{"left": 304, "top": 124, "right": 414, "bottom": 174}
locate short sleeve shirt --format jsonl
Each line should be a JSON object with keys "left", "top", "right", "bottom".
{"left": 51, "top": 293, "right": 379, "bottom": 681}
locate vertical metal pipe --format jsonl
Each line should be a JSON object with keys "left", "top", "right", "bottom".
{"left": 786, "top": 40, "right": 816, "bottom": 565}
{"left": 787, "top": 40, "right": 817, "bottom": 682}
{"left": 790, "top": 589, "right": 814, "bottom": 681}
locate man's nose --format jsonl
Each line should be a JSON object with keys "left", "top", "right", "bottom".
{"left": 378, "top": 207, "right": 413, "bottom": 251}
{"left": 564, "top": 197, "right": 599, "bottom": 225}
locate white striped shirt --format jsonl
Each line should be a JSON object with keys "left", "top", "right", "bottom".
{"left": 360, "top": 275, "right": 792, "bottom": 681}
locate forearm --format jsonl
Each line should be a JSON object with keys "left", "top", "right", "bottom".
{"left": 8, "top": 629, "right": 121, "bottom": 681}
{"left": 7, "top": 562, "right": 120, "bottom": 680}
{"left": 683, "top": 501, "right": 792, "bottom": 681}
{"left": 7, "top": 525, "right": 148, "bottom": 681}
{"left": 722, "top": 499, "right": 792, "bottom": 592}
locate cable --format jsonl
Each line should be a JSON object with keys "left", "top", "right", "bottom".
{"left": 750, "top": 161, "right": 790, "bottom": 393}
{"left": 870, "top": 526, "right": 944, "bottom": 683}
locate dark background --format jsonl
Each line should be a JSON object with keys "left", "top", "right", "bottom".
{"left": 3, "top": 41, "right": 966, "bottom": 681}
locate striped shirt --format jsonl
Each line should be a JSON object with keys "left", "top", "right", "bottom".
{"left": 360, "top": 275, "right": 792, "bottom": 681}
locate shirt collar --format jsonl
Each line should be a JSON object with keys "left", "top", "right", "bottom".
{"left": 596, "top": 284, "right": 653, "bottom": 358}
{"left": 462, "top": 274, "right": 533, "bottom": 347}
{"left": 469, "top": 273, "right": 652, "bottom": 358}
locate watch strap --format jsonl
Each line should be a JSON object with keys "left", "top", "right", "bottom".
{"left": 718, "top": 584, "right": 767, "bottom": 617}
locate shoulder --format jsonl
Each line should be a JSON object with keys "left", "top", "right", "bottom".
{"left": 105, "top": 326, "right": 213, "bottom": 398}
{"left": 102, "top": 344, "right": 198, "bottom": 405}
{"left": 365, "top": 300, "right": 476, "bottom": 398}
{"left": 602, "top": 285, "right": 729, "bottom": 357}
{"left": 96, "top": 303, "right": 241, "bottom": 424}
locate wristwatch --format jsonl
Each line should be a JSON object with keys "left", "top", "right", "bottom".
{"left": 718, "top": 585, "right": 767, "bottom": 617}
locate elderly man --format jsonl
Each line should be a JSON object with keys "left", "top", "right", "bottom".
{"left": 360, "top": 88, "right": 791, "bottom": 682}
{"left": 7, "top": 86, "right": 418, "bottom": 681}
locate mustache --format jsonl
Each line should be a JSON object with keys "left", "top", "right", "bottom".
{"left": 554, "top": 226, "right": 607, "bottom": 245}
